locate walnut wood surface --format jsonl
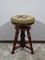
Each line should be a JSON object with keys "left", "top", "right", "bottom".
{"left": 12, "top": 25, "right": 34, "bottom": 54}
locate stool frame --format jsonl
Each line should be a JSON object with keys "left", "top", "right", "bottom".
{"left": 12, "top": 25, "right": 34, "bottom": 54}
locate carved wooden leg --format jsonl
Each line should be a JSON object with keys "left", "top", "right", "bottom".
{"left": 27, "top": 30, "right": 34, "bottom": 54}
{"left": 20, "top": 31, "right": 25, "bottom": 48}
{"left": 12, "top": 29, "right": 19, "bottom": 54}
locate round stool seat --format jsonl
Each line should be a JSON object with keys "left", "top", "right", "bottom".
{"left": 11, "top": 15, "right": 35, "bottom": 25}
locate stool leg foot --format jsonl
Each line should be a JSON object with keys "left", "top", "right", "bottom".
{"left": 31, "top": 51, "right": 34, "bottom": 54}
{"left": 12, "top": 51, "right": 15, "bottom": 54}
{"left": 27, "top": 30, "right": 34, "bottom": 54}
{"left": 31, "top": 48, "right": 34, "bottom": 54}
{"left": 12, "top": 30, "right": 19, "bottom": 54}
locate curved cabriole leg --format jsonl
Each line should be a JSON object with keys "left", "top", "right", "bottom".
{"left": 12, "top": 29, "right": 19, "bottom": 54}
{"left": 27, "top": 30, "right": 34, "bottom": 54}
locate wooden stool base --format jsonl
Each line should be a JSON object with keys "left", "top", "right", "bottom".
{"left": 12, "top": 25, "right": 34, "bottom": 54}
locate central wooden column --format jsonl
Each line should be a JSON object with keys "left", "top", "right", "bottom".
{"left": 20, "top": 31, "right": 25, "bottom": 48}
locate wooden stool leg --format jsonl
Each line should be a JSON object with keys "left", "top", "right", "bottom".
{"left": 12, "top": 29, "right": 19, "bottom": 54}
{"left": 27, "top": 30, "right": 34, "bottom": 54}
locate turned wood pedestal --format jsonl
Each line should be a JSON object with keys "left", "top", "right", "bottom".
{"left": 12, "top": 25, "right": 34, "bottom": 54}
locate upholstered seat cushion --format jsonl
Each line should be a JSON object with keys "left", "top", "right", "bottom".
{"left": 11, "top": 15, "right": 35, "bottom": 25}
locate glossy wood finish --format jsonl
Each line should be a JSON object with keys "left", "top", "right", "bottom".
{"left": 12, "top": 25, "right": 34, "bottom": 54}
{"left": 12, "top": 29, "right": 19, "bottom": 54}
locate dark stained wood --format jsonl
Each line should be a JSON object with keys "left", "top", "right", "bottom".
{"left": 20, "top": 31, "right": 25, "bottom": 48}
{"left": 27, "top": 30, "right": 34, "bottom": 54}
{"left": 12, "top": 25, "right": 34, "bottom": 54}
{"left": 17, "top": 41, "right": 29, "bottom": 44}
{"left": 12, "top": 29, "right": 19, "bottom": 54}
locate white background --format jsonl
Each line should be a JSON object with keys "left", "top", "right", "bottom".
{"left": 0, "top": 0, "right": 45, "bottom": 40}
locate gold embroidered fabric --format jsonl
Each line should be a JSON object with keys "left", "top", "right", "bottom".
{"left": 11, "top": 15, "right": 35, "bottom": 24}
